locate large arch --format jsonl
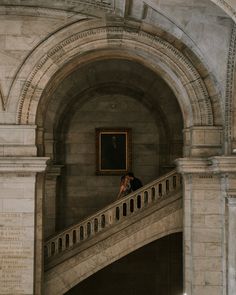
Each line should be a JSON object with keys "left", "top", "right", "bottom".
{"left": 3, "top": 18, "right": 222, "bottom": 127}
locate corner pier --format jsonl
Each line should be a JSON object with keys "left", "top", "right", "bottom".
{"left": 0, "top": 156, "right": 48, "bottom": 294}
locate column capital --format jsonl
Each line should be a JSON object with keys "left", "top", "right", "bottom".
{"left": 0, "top": 157, "right": 49, "bottom": 173}
{"left": 175, "top": 156, "right": 236, "bottom": 174}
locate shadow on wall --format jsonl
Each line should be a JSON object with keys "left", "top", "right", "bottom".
{"left": 65, "top": 232, "right": 183, "bottom": 295}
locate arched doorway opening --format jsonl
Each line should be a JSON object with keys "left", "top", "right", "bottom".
{"left": 38, "top": 58, "right": 183, "bottom": 233}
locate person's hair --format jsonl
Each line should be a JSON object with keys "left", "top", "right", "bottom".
{"left": 126, "top": 172, "right": 134, "bottom": 177}
{"left": 120, "top": 175, "right": 126, "bottom": 182}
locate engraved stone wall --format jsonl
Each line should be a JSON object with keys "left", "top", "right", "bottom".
{"left": 0, "top": 158, "right": 48, "bottom": 295}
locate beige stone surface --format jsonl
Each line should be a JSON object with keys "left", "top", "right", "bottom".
{"left": 0, "top": 0, "right": 234, "bottom": 294}
{"left": 0, "top": 157, "right": 48, "bottom": 295}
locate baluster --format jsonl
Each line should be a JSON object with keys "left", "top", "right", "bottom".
{"left": 83, "top": 223, "right": 88, "bottom": 241}
{"left": 60, "top": 235, "right": 66, "bottom": 251}
{"left": 140, "top": 192, "right": 145, "bottom": 207}
{"left": 91, "top": 220, "right": 95, "bottom": 236}
{"left": 90, "top": 221, "right": 95, "bottom": 236}
{"left": 168, "top": 177, "right": 173, "bottom": 192}
{"left": 69, "top": 231, "right": 74, "bottom": 247}
{"left": 107, "top": 209, "right": 115, "bottom": 225}
{"left": 87, "top": 222, "right": 91, "bottom": 238}
{"left": 126, "top": 198, "right": 131, "bottom": 215}
{"left": 54, "top": 239, "right": 59, "bottom": 255}
{"left": 161, "top": 181, "right": 166, "bottom": 197}
{"left": 119, "top": 203, "right": 124, "bottom": 220}
{"left": 146, "top": 189, "right": 152, "bottom": 205}
{"left": 97, "top": 216, "right": 102, "bottom": 232}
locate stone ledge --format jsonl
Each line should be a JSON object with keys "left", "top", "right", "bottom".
{"left": 176, "top": 156, "right": 236, "bottom": 174}
{"left": 0, "top": 157, "right": 49, "bottom": 173}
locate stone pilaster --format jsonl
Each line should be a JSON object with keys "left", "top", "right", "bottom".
{"left": 176, "top": 157, "right": 232, "bottom": 295}
{"left": 0, "top": 157, "right": 48, "bottom": 295}
{"left": 225, "top": 186, "right": 236, "bottom": 295}
{"left": 44, "top": 165, "right": 63, "bottom": 238}
{"left": 225, "top": 195, "right": 236, "bottom": 295}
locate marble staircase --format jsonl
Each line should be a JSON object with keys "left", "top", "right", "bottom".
{"left": 44, "top": 170, "right": 183, "bottom": 294}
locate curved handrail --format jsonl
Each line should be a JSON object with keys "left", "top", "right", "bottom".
{"left": 44, "top": 170, "right": 181, "bottom": 260}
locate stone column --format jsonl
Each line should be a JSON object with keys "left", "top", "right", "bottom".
{"left": 0, "top": 157, "right": 48, "bottom": 295}
{"left": 222, "top": 160, "right": 236, "bottom": 295}
{"left": 225, "top": 194, "right": 236, "bottom": 295}
{"left": 176, "top": 157, "right": 227, "bottom": 295}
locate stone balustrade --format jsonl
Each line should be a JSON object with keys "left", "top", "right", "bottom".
{"left": 44, "top": 170, "right": 181, "bottom": 260}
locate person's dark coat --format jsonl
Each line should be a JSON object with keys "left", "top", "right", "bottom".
{"left": 130, "top": 177, "right": 143, "bottom": 191}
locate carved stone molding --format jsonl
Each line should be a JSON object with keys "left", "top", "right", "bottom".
{"left": 0, "top": 157, "right": 49, "bottom": 173}
{"left": 209, "top": 156, "right": 236, "bottom": 173}
{"left": 176, "top": 156, "right": 236, "bottom": 174}
{"left": 225, "top": 23, "right": 236, "bottom": 153}
{"left": 0, "top": 6, "right": 81, "bottom": 19}
{"left": 213, "top": 0, "right": 236, "bottom": 21}
{"left": 0, "top": 1, "right": 115, "bottom": 17}
{"left": 175, "top": 158, "right": 210, "bottom": 174}
{"left": 14, "top": 23, "right": 215, "bottom": 128}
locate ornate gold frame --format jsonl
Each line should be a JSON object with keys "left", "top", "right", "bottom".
{"left": 95, "top": 128, "right": 132, "bottom": 175}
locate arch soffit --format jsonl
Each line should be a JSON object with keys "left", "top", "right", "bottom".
{"left": 38, "top": 55, "right": 183, "bottom": 140}
{"left": 9, "top": 19, "right": 221, "bottom": 127}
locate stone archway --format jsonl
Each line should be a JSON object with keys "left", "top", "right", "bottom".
{"left": 3, "top": 18, "right": 220, "bottom": 127}
{"left": 2, "top": 17, "right": 224, "bottom": 295}
{"left": 13, "top": 17, "right": 223, "bottom": 290}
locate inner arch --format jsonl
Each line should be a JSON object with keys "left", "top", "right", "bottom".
{"left": 38, "top": 58, "right": 184, "bottom": 232}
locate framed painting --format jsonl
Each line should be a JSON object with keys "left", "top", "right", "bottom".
{"left": 95, "top": 128, "right": 132, "bottom": 175}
